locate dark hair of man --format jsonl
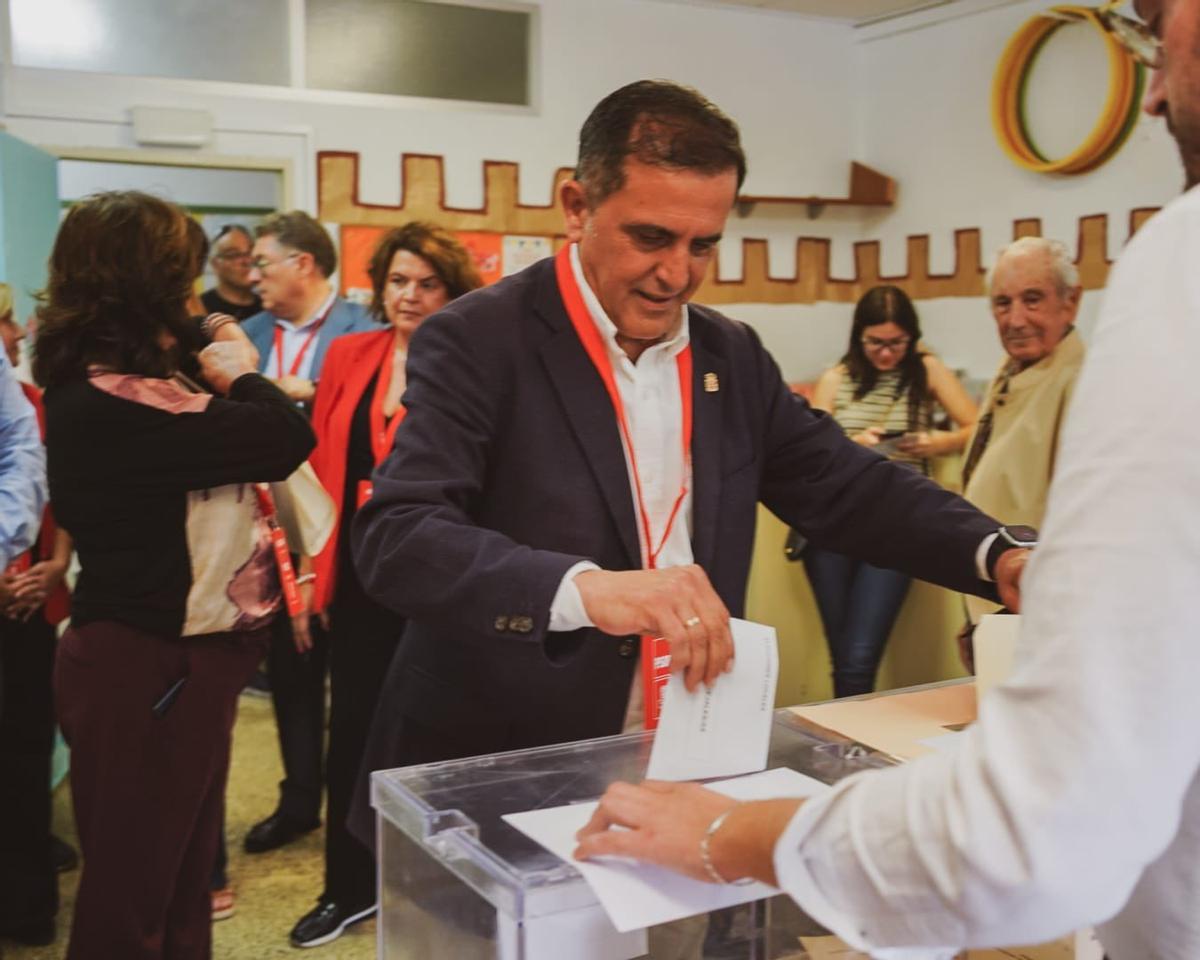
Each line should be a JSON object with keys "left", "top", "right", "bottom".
{"left": 365, "top": 222, "right": 484, "bottom": 321}
{"left": 840, "top": 284, "right": 929, "bottom": 431}
{"left": 255, "top": 210, "right": 337, "bottom": 278}
{"left": 212, "top": 222, "right": 252, "bottom": 245}
{"left": 33, "top": 191, "right": 194, "bottom": 389}
{"left": 575, "top": 79, "right": 747, "bottom": 206}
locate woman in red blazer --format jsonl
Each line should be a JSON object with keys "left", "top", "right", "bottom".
{"left": 290, "top": 222, "right": 481, "bottom": 948}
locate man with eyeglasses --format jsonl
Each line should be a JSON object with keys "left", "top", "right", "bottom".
{"left": 577, "top": 7, "right": 1200, "bottom": 959}
{"left": 242, "top": 211, "right": 373, "bottom": 407}
{"left": 201, "top": 224, "right": 262, "bottom": 322}
{"left": 957, "top": 237, "right": 1085, "bottom": 637}
{"left": 240, "top": 211, "right": 373, "bottom": 857}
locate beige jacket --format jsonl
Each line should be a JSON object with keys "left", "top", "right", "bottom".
{"left": 963, "top": 330, "right": 1085, "bottom": 620}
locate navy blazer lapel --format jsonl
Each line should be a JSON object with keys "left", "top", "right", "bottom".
{"left": 689, "top": 321, "right": 727, "bottom": 573}
{"left": 534, "top": 269, "right": 641, "bottom": 570}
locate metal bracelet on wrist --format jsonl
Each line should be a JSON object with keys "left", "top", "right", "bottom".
{"left": 699, "top": 803, "right": 753, "bottom": 885}
{"left": 202, "top": 314, "right": 236, "bottom": 339}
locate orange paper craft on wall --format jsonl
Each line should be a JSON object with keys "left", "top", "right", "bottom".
{"left": 339, "top": 224, "right": 386, "bottom": 299}
{"left": 456, "top": 231, "right": 504, "bottom": 286}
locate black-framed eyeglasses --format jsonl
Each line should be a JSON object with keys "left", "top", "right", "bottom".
{"left": 862, "top": 335, "right": 912, "bottom": 353}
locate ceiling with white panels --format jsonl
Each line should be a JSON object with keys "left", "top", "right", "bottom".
{"left": 661, "top": 0, "right": 960, "bottom": 25}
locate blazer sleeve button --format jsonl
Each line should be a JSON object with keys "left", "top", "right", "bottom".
{"left": 617, "top": 639, "right": 636, "bottom": 658}
{"left": 511, "top": 616, "right": 534, "bottom": 634}
{"left": 493, "top": 615, "right": 510, "bottom": 632}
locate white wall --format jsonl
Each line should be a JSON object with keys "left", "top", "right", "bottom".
{"left": 837, "top": 0, "right": 1181, "bottom": 378}
{"left": 0, "top": 0, "right": 1183, "bottom": 385}
{"left": 0, "top": 0, "right": 856, "bottom": 211}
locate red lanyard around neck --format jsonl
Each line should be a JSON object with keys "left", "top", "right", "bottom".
{"left": 554, "top": 244, "right": 693, "bottom": 570}
{"left": 555, "top": 244, "right": 694, "bottom": 732}
{"left": 273, "top": 298, "right": 335, "bottom": 378}
{"left": 369, "top": 339, "right": 407, "bottom": 466}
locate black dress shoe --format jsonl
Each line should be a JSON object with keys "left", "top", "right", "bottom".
{"left": 243, "top": 811, "right": 320, "bottom": 854}
{"left": 289, "top": 899, "right": 376, "bottom": 948}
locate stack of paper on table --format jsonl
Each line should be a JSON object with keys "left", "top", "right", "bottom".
{"left": 788, "top": 682, "right": 977, "bottom": 761}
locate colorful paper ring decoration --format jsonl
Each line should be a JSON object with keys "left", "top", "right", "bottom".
{"left": 992, "top": 5, "right": 1144, "bottom": 175}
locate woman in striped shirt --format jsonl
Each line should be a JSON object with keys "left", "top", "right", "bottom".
{"left": 806, "top": 285, "right": 977, "bottom": 697}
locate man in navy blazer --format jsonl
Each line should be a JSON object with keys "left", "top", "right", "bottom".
{"left": 238, "top": 211, "right": 375, "bottom": 859}
{"left": 350, "top": 81, "right": 1027, "bottom": 838}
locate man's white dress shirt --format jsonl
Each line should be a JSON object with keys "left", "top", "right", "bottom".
{"left": 270, "top": 289, "right": 336, "bottom": 382}
{"left": 549, "top": 244, "right": 694, "bottom": 630}
{"left": 774, "top": 186, "right": 1200, "bottom": 959}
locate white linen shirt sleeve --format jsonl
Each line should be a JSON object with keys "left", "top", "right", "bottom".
{"left": 772, "top": 186, "right": 1200, "bottom": 956}
{"left": 0, "top": 354, "right": 46, "bottom": 567}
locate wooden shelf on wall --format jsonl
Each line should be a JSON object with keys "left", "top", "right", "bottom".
{"left": 736, "top": 161, "right": 897, "bottom": 218}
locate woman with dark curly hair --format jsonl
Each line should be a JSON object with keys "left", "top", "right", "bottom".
{"left": 36, "top": 191, "right": 314, "bottom": 959}
{"left": 804, "top": 285, "right": 977, "bottom": 698}
{"left": 287, "top": 222, "right": 482, "bottom": 948}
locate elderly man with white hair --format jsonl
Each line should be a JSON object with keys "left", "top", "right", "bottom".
{"left": 958, "top": 236, "right": 1085, "bottom": 627}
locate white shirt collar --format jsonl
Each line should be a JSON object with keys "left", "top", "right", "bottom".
{"left": 275, "top": 288, "right": 337, "bottom": 332}
{"left": 568, "top": 243, "right": 689, "bottom": 365}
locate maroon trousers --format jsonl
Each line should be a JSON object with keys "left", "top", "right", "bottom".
{"left": 54, "top": 621, "right": 268, "bottom": 960}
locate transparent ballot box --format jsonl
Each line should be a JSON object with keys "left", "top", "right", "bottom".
{"left": 372, "top": 709, "right": 890, "bottom": 960}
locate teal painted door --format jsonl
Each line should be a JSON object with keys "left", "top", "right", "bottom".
{"left": 0, "top": 132, "right": 60, "bottom": 328}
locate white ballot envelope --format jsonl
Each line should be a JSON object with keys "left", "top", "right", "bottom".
{"left": 503, "top": 767, "right": 829, "bottom": 934}
{"left": 646, "top": 618, "right": 779, "bottom": 782}
{"left": 974, "top": 614, "right": 1020, "bottom": 701}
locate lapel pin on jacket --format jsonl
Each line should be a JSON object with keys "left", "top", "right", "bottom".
{"left": 704, "top": 372, "right": 720, "bottom": 393}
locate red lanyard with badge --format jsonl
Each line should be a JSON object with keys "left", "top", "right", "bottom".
{"left": 356, "top": 343, "right": 408, "bottom": 509}
{"left": 272, "top": 298, "right": 335, "bottom": 379}
{"left": 555, "top": 244, "right": 693, "bottom": 730}
{"left": 253, "top": 483, "right": 305, "bottom": 617}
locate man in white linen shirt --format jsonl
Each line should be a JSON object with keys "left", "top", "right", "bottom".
{"left": 576, "top": 3, "right": 1200, "bottom": 957}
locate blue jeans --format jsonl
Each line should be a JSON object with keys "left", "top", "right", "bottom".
{"left": 803, "top": 546, "right": 912, "bottom": 698}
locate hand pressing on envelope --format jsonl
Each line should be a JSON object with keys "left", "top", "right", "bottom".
{"left": 573, "top": 780, "right": 803, "bottom": 886}
{"left": 574, "top": 566, "right": 734, "bottom": 692}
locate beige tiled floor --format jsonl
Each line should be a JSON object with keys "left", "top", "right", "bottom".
{"left": 9, "top": 694, "right": 375, "bottom": 959}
